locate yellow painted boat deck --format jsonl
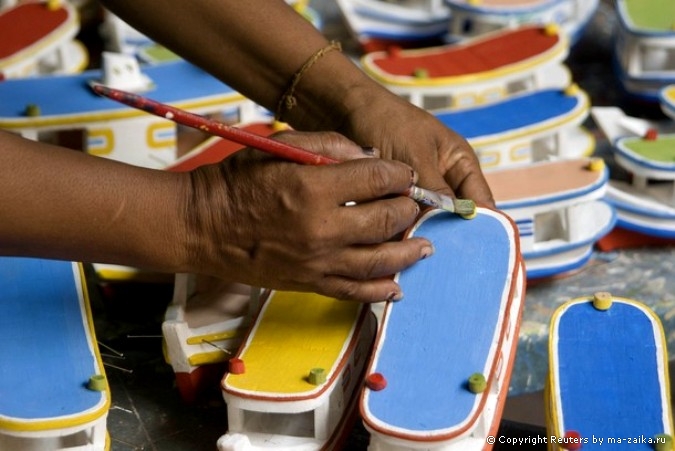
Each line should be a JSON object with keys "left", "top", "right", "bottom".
{"left": 224, "top": 292, "right": 362, "bottom": 398}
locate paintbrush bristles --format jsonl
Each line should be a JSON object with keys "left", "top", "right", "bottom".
{"left": 408, "top": 186, "right": 476, "bottom": 218}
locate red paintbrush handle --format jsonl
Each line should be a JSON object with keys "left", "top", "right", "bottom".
{"left": 92, "top": 84, "right": 339, "bottom": 166}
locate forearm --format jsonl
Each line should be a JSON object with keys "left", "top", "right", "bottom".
{"left": 0, "top": 131, "right": 188, "bottom": 271}
{"left": 99, "top": 0, "right": 379, "bottom": 131}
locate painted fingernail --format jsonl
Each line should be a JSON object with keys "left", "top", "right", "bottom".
{"left": 386, "top": 290, "right": 403, "bottom": 302}
{"left": 420, "top": 245, "right": 434, "bottom": 259}
{"left": 361, "top": 146, "right": 379, "bottom": 157}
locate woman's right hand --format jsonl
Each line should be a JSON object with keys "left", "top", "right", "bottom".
{"left": 181, "top": 131, "right": 434, "bottom": 303}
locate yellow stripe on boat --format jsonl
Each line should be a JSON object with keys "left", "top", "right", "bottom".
{"left": 225, "top": 291, "right": 360, "bottom": 396}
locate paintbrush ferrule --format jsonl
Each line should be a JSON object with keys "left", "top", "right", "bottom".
{"left": 408, "top": 186, "right": 476, "bottom": 218}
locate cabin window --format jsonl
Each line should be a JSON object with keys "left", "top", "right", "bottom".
{"left": 531, "top": 135, "right": 557, "bottom": 162}
{"left": 241, "top": 410, "right": 315, "bottom": 438}
{"left": 639, "top": 44, "right": 675, "bottom": 74}
{"left": 461, "top": 18, "right": 473, "bottom": 34}
{"left": 423, "top": 95, "right": 453, "bottom": 110}
{"left": 534, "top": 210, "right": 567, "bottom": 243}
{"left": 506, "top": 77, "right": 533, "bottom": 96}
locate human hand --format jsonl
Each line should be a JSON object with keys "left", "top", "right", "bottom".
{"left": 339, "top": 88, "right": 495, "bottom": 208}
{"left": 181, "top": 131, "right": 432, "bottom": 302}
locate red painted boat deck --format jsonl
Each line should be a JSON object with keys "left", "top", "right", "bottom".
{"left": 167, "top": 122, "right": 278, "bottom": 172}
{"left": 0, "top": 2, "right": 72, "bottom": 60}
{"left": 370, "top": 26, "right": 560, "bottom": 77}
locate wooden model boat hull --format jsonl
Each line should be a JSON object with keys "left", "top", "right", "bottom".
{"left": 547, "top": 294, "right": 674, "bottom": 450}
{"left": 613, "top": 0, "right": 675, "bottom": 102}
{"left": 360, "top": 25, "right": 570, "bottom": 110}
{"left": 0, "top": 59, "right": 253, "bottom": 169}
{"left": 0, "top": 257, "right": 110, "bottom": 450}
{"left": 0, "top": 0, "right": 87, "bottom": 78}
{"left": 444, "top": 0, "right": 598, "bottom": 45}
{"left": 434, "top": 87, "right": 592, "bottom": 169}
{"left": 485, "top": 158, "right": 616, "bottom": 279}
{"left": 605, "top": 133, "right": 675, "bottom": 239}
{"left": 160, "top": 122, "right": 280, "bottom": 403}
{"left": 360, "top": 208, "right": 525, "bottom": 450}
{"left": 335, "top": 0, "right": 450, "bottom": 45}
{"left": 219, "top": 291, "right": 376, "bottom": 450}
{"left": 163, "top": 276, "right": 256, "bottom": 404}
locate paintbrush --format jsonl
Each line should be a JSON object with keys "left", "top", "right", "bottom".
{"left": 91, "top": 84, "right": 476, "bottom": 217}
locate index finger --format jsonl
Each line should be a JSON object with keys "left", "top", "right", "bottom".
{"left": 321, "top": 159, "right": 417, "bottom": 205}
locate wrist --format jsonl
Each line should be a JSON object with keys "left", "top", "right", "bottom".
{"left": 280, "top": 49, "right": 381, "bottom": 133}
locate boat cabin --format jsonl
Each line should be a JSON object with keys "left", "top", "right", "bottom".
{"left": 0, "top": 54, "right": 256, "bottom": 169}
{"left": 361, "top": 24, "right": 569, "bottom": 110}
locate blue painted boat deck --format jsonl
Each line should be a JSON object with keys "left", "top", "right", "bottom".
{"left": 0, "top": 60, "right": 240, "bottom": 122}
{"left": 434, "top": 89, "right": 582, "bottom": 139}
{"left": 362, "top": 209, "right": 518, "bottom": 437}
{"left": 0, "top": 257, "right": 108, "bottom": 427}
{"left": 551, "top": 300, "right": 671, "bottom": 450}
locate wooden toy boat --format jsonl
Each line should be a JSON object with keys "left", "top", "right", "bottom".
{"left": 0, "top": 257, "right": 110, "bottom": 450}
{"left": 614, "top": 0, "right": 675, "bottom": 103}
{"left": 360, "top": 24, "right": 570, "bottom": 110}
{"left": 161, "top": 126, "right": 281, "bottom": 403}
{"left": 547, "top": 293, "right": 674, "bottom": 450}
{"left": 434, "top": 85, "right": 593, "bottom": 169}
{"left": 335, "top": 0, "right": 451, "bottom": 51}
{"left": 444, "top": 0, "right": 598, "bottom": 45}
{"left": 0, "top": 0, "right": 88, "bottom": 79}
{"left": 0, "top": 54, "right": 255, "bottom": 169}
{"left": 218, "top": 291, "right": 376, "bottom": 450}
{"left": 590, "top": 105, "right": 675, "bottom": 249}
{"left": 163, "top": 276, "right": 259, "bottom": 404}
{"left": 360, "top": 207, "right": 525, "bottom": 450}
{"left": 484, "top": 158, "right": 615, "bottom": 280}
{"left": 604, "top": 132, "right": 675, "bottom": 239}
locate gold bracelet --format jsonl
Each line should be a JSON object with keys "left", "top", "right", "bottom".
{"left": 275, "top": 40, "right": 342, "bottom": 122}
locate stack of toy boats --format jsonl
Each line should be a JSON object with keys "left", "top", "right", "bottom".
{"left": 589, "top": 86, "right": 675, "bottom": 242}
{"left": 362, "top": 23, "right": 616, "bottom": 280}
{"left": 443, "top": 0, "right": 599, "bottom": 45}
{"left": 335, "top": 0, "right": 451, "bottom": 51}
{"left": 592, "top": 91, "right": 675, "bottom": 245}
{"left": 360, "top": 24, "right": 595, "bottom": 167}
{"left": 613, "top": 0, "right": 675, "bottom": 103}
{"left": 336, "top": 0, "right": 599, "bottom": 51}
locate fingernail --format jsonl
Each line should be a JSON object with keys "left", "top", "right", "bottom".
{"left": 410, "top": 169, "right": 418, "bottom": 187}
{"left": 420, "top": 244, "right": 434, "bottom": 259}
{"left": 361, "top": 146, "right": 379, "bottom": 157}
{"left": 386, "top": 290, "right": 403, "bottom": 302}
